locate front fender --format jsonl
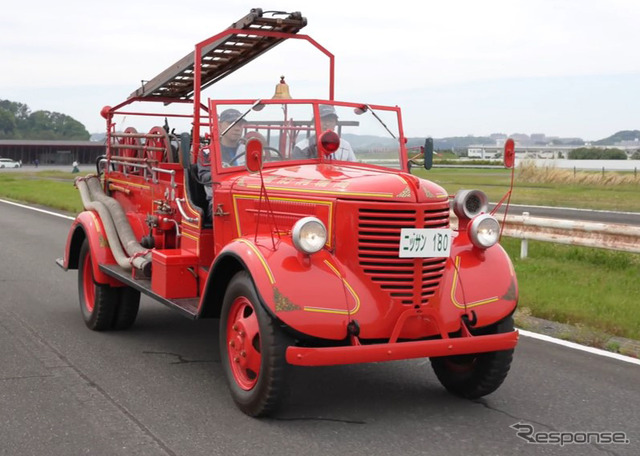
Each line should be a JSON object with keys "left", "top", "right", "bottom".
{"left": 60, "top": 211, "right": 120, "bottom": 286}
{"left": 436, "top": 231, "right": 518, "bottom": 330}
{"left": 213, "top": 237, "right": 353, "bottom": 340}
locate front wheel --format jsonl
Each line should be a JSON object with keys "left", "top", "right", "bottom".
{"left": 430, "top": 316, "right": 514, "bottom": 399}
{"left": 219, "top": 271, "right": 289, "bottom": 417}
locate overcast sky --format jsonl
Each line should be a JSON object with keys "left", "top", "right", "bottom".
{"left": 2, "top": 0, "right": 639, "bottom": 139}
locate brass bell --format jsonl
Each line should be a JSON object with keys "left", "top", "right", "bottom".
{"left": 272, "top": 75, "right": 292, "bottom": 99}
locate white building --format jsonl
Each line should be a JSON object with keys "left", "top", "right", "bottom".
{"left": 467, "top": 144, "right": 639, "bottom": 160}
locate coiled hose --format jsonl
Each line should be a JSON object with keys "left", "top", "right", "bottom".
{"left": 75, "top": 175, "right": 151, "bottom": 274}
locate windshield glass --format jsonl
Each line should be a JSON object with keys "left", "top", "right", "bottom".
{"left": 209, "top": 101, "right": 404, "bottom": 171}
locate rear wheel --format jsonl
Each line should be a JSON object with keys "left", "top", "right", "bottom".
{"left": 220, "top": 271, "right": 289, "bottom": 417}
{"left": 112, "top": 287, "right": 140, "bottom": 330}
{"left": 78, "top": 239, "right": 118, "bottom": 331}
{"left": 78, "top": 239, "right": 141, "bottom": 330}
{"left": 430, "top": 316, "right": 514, "bottom": 399}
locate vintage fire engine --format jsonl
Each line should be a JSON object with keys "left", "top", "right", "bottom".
{"left": 57, "top": 9, "right": 519, "bottom": 416}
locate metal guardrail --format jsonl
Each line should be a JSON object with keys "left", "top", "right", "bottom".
{"left": 450, "top": 211, "right": 640, "bottom": 258}
{"left": 501, "top": 212, "right": 640, "bottom": 258}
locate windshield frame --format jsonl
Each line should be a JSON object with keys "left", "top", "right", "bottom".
{"left": 205, "top": 98, "right": 408, "bottom": 176}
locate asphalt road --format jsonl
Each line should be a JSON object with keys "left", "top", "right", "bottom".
{"left": 1, "top": 200, "right": 639, "bottom": 456}
{"left": 494, "top": 203, "right": 640, "bottom": 226}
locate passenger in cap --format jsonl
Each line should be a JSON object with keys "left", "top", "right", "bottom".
{"left": 197, "top": 108, "right": 247, "bottom": 219}
{"left": 293, "top": 104, "right": 356, "bottom": 161}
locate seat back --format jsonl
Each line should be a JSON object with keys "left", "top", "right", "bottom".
{"left": 179, "top": 132, "right": 191, "bottom": 169}
{"left": 185, "top": 164, "right": 212, "bottom": 227}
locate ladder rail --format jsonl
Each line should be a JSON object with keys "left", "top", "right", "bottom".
{"left": 128, "top": 9, "right": 307, "bottom": 100}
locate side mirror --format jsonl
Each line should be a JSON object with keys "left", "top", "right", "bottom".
{"left": 504, "top": 138, "right": 515, "bottom": 169}
{"left": 354, "top": 105, "right": 367, "bottom": 115}
{"left": 245, "top": 138, "right": 264, "bottom": 173}
{"left": 424, "top": 137, "right": 434, "bottom": 170}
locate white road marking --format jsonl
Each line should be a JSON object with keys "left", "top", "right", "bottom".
{"left": 519, "top": 329, "right": 640, "bottom": 366}
{"left": 0, "top": 198, "right": 74, "bottom": 220}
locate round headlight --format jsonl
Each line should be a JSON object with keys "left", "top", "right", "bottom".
{"left": 453, "top": 190, "right": 489, "bottom": 220}
{"left": 292, "top": 217, "right": 327, "bottom": 254}
{"left": 469, "top": 214, "right": 500, "bottom": 249}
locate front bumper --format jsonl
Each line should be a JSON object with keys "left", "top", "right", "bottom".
{"left": 286, "top": 330, "right": 519, "bottom": 366}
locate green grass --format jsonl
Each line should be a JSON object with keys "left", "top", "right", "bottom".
{"left": 413, "top": 167, "right": 640, "bottom": 211}
{"left": 501, "top": 237, "right": 640, "bottom": 340}
{"left": 8, "top": 170, "right": 80, "bottom": 179}
{"left": 0, "top": 172, "right": 83, "bottom": 213}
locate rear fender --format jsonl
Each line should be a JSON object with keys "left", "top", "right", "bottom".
{"left": 60, "top": 211, "right": 121, "bottom": 286}
{"left": 202, "top": 237, "right": 351, "bottom": 340}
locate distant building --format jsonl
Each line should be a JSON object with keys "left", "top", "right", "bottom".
{"left": 0, "top": 140, "right": 106, "bottom": 165}
{"left": 530, "top": 133, "right": 546, "bottom": 144}
{"left": 615, "top": 138, "right": 640, "bottom": 147}
{"left": 510, "top": 133, "right": 531, "bottom": 144}
{"left": 468, "top": 147, "right": 501, "bottom": 159}
{"left": 467, "top": 143, "right": 640, "bottom": 159}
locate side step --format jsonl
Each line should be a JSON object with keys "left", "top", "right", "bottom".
{"left": 99, "top": 264, "right": 200, "bottom": 319}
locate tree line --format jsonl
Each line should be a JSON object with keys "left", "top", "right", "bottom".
{"left": 568, "top": 147, "right": 628, "bottom": 160}
{"left": 0, "top": 99, "right": 89, "bottom": 140}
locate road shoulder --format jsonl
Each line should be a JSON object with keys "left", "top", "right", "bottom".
{"left": 515, "top": 308, "right": 640, "bottom": 359}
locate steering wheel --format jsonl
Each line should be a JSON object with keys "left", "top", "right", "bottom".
{"left": 227, "top": 151, "right": 245, "bottom": 166}
{"left": 228, "top": 147, "right": 283, "bottom": 166}
{"left": 263, "top": 146, "right": 283, "bottom": 161}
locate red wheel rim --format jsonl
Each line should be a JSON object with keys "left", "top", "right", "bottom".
{"left": 144, "top": 126, "right": 169, "bottom": 163}
{"left": 82, "top": 250, "right": 96, "bottom": 313}
{"left": 119, "top": 127, "right": 140, "bottom": 173}
{"left": 226, "top": 297, "right": 261, "bottom": 390}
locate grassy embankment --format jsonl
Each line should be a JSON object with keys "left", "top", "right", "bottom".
{"left": 0, "top": 171, "right": 84, "bottom": 213}
{"left": 1, "top": 165, "right": 639, "bottom": 341}
{"left": 501, "top": 237, "right": 640, "bottom": 341}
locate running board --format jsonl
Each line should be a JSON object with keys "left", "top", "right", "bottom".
{"left": 99, "top": 264, "right": 200, "bottom": 319}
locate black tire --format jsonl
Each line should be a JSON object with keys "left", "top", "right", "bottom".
{"left": 78, "top": 239, "right": 118, "bottom": 331}
{"left": 430, "top": 316, "right": 514, "bottom": 399}
{"left": 112, "top": 287, "right": 140, "bottom": 330}
{"left": 219, "top": 271, "right": 289, "bottom": 417}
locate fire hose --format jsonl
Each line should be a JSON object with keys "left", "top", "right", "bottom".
{"left": 75, "top": 175, "right": 151, "bottom": 275}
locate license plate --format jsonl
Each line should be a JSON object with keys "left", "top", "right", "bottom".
{"left": 399, "top": 228, "right": 453, "bottom": 258}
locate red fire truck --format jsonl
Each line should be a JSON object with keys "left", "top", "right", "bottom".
{"left": 57, "top": 9, "right": 519, "bottom": 416}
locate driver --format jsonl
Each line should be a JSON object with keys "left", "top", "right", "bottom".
{"left": 197, "top": 108, "right": 247, "bottom": 219}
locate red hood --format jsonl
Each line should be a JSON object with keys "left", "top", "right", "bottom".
{"left": 230, "top": 164, "right": 448, "bottom": 203}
